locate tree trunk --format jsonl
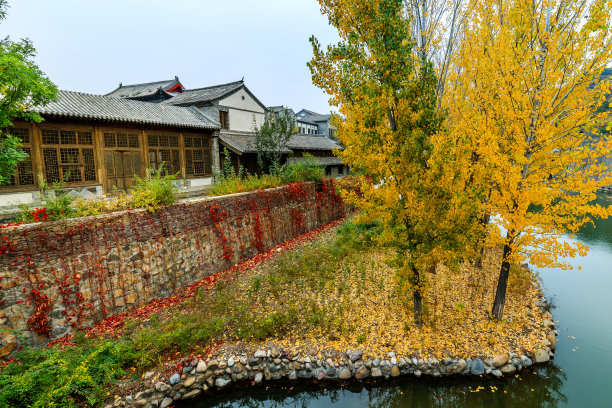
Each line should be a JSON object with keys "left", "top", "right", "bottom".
{"left": 491, "top": 241, "right": 512, "bottom": 321}
{"left": 413, "top": 286, "right": 423, "bottom": 326}
{"left": 411, "top": 265, "right": 423, "bottom": 326}
{"left": 475, "top": 246, "right": 485, "bottom": 268}
{"left": 475, "top": 212, "right": 491, "bottom": 268}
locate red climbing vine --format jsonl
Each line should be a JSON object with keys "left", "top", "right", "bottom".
{"left": 0, "top": 180, "right": 348, "bottom": 343}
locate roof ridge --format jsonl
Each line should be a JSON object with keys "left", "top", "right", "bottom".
{"left": 115, "top": 78, "right": 177, "bottom": 89}
{"left": 182, "top": 80, "right": 243, "bottom": 93}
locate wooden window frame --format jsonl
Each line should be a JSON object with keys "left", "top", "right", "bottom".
{"left": 147, "top": 132, "right": 181, "bottom": 176}
{"left": 219, "top": 111, "right": 229, "bottom": 129}
{"left": 183, "top": 133, "right": 212, "bottom": 178}
{"left": 103, "top": 131, "right": 140, "bottom": 150}
{"left": 39, "top": 126, "right": 98, "bottom": 186}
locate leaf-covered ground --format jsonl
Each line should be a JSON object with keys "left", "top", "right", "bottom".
{"left": 215, "top": 221, "right": 548, "bottom": 361}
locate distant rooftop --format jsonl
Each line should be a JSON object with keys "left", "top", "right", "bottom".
{"left": 220, "top": 131, "right": 341, "bottom": 154}
{"left": 106, "top": 76, "right": 184, "bottom": 99}
{"left": 296, "top": 109, "right": 331, "bottom": 123}
{"left": 162, "top": 80, "right": 245, "bottom": 106}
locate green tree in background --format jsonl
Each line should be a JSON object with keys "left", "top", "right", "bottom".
{"left": 0, "top": 0, "right": 57, "bottom": 184}
{"left": 253, "top": 107, "right": 295, "bottom": 173}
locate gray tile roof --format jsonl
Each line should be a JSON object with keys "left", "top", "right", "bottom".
{"left": 286, "top": 135, "right": 341, "bottom": 151}
{"left": 287, "top": 156, "right": 343, "bottom": 166}
{"left": 269, "top": 106, "right": 294, "bottom": 114}
{"left": 296, "top": 118, "right": 318, "bottom": 125}
{"left": 32, "top": 90, "right": 220, "bottom": 130}
{"left": 219, "top": 131, "right": 291, "bottom": 154}
{"left": 296, "top": 109, "right": 331, "bottom": 123}
{"left": 219, "top": 131, "right": 341, "bottom": 154}
{"left": 106, "top": 77, "right": 181, "bottom": 98}
{"left": 308, "top": 114, "right": 332, "bottom": 122}
{"left": 163, "top": 80, "right": 244, "bottom": 106}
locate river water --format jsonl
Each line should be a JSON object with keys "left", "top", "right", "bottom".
{"left": 184, "top": 195, "right": 612, "bottom": 408}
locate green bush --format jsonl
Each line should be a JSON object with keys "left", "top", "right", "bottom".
{"left": 14, "top": 167, "right": 180, "bottom": 223}
{"left": 209, "top": 173, "right": 282, "bottom": 196}
{"left": 277, "top": 154, "right": 325, "bottom": 184}
{"left": 0, "top": 341, "right": 126, "bottom": 408}
{"left": 14, "top": 179, "right": 76, "bottom": 223}
{"left": 210, "top": 153, "right": 326, "bottom": 196}
{"left": 128, "top": 167, "right": 179, "bottom": 212}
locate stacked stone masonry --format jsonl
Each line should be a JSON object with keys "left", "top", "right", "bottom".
{"left": 0, "top": 180, "right": 345, "bottom": 347}
{"left": 107, "top": 337, "right": 556, "bottom": 408}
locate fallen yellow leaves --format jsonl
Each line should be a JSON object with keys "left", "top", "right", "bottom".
{"left": 223, "top": 225, "right": 548, "bottom": 361}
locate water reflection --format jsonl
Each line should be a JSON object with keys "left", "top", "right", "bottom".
{"left": 182, "top": 364, "right": 567, "bottom": 408}
{"left": 574, "top": 194, "right": 612, "bottom": 248}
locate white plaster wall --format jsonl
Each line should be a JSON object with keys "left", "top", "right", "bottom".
{"left": 220, "top": 89, "right": 265, "bottom": 113}
{"left": 297, "top": 121, "right": 319, "bottom": 135}
{"left": 219, "top": 88, "right": 266, "bottom": 132}
{"left": 228, "top": 108, "right": 265, "bottom": 132}
{"left": 0, "top": 191, "right": 37, "bottom": 207}
{"left": 189, "top": 177, "right": 213, "bottom": 188}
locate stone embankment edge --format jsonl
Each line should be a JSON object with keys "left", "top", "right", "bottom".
{"left": 106, "top": 294, "right": 558, "bottom": 408}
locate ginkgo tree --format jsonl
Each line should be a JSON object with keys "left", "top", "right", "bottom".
{"left": 309, "top": 0, "right": 486, "bottom": 325}
{"left": 447, "top": 0, "right": 612, "bottom": 320}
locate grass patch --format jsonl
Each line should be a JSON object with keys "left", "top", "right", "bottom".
{"left": 209, "top": 153, "right": 326, "bottom": 197}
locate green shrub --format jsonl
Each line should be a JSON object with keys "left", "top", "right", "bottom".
{"left": 74, "top": 166, "right": 179, "bottom": 216}
{"left": 14, "top": 179, "right": 76, "bottom": 223}
{"left": 128, "top": 167, "right": 179, "bottom": 212}
{"left": 14, "top": 167, "right": 179, "bottom": 223}
{"left": 210, "top": 153, "right": 326, "bottom": 196}
{"left": 277, "top": 154, "right": 325, "bottom": 184}
{"left": 0, "top": 341, "right": 126, "bottom": 408}
{"left": 209, "top": 173, "right": 282, "bottom": 196}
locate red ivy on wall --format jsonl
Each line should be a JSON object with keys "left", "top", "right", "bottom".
{"left": 0, "top": 181, "right": 347, "bottom": 339}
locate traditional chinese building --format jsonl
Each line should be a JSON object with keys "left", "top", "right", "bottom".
{"left": 1, "top": 77, "right": 344, "bottom": 208}
{"left": 1, "top": 90, "right": 219, "bottom": 207}
{"left": 110, "top": 78, "right": 344, "bottom": 175}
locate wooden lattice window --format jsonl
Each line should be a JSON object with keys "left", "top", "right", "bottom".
{"left": 41, "top": 128, "right": 96, "bottom": 184}
{"left": 104, "top": 132, "right": 139, "bottom": 148}
{"left": 0, "top": 127, "right": 35, "bottom": 188}
{"left": 148, "top": 133, "right": 181, "bottom": 175}
{"left": 184, "top": 135, "right": 212, "bottom": 177}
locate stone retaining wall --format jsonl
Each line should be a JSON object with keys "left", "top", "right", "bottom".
{"left": 0, "top": 180, "right": 346, "bottom": 349}
{"left": 108, "top": 316, "right": 557, "bottom": 408}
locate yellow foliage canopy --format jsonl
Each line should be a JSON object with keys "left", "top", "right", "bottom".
{"left": 447, "top": 0, "right": 612, "bottom": 269}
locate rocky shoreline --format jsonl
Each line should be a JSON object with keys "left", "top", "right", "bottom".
{"left": 106, "top": 300, "right": 557, "bottom": 408}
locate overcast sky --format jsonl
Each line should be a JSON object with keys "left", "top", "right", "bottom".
{"left": 1, "top": 0, "right": 340, "bottom": 114}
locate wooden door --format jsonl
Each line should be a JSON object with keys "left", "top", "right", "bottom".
{"left": 104, "top": 150, "right": 142, "bottom": 192}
